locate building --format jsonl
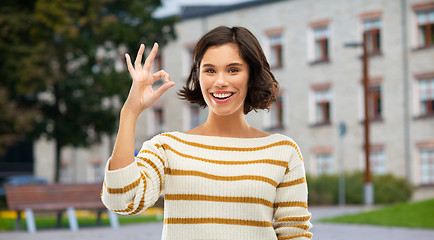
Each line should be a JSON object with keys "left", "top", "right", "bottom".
{"left": 152, "top": 0, "right": 433, "bottom": 199}
{"left": 32, "top": 0, "right": 434, "bottom": 200}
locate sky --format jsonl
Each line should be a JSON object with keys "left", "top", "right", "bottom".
{"left": 154, "top": 0, "right": 254, "bottom": 17}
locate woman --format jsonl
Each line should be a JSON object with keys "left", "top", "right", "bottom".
{"left": 102, "top": 26, "right": 312, "bottom": 239}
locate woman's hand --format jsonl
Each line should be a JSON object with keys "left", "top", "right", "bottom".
{"left": 123, "top": 43, "right": 175, "bottom": 117}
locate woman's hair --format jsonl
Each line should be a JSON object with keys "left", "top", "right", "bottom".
{"left": 178, "top": 26, "right": 279, "bottom": 114}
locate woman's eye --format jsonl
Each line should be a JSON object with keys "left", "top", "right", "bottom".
{"left": 205, "top": 69, "right": 216, "bottom": 73}
{"left": 228, "top": 68, "right": 239, "bottom": 73}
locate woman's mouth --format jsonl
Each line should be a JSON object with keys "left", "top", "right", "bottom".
{"left": 212, "top": 92, "right": 233, "bottom": 99}
{"left": 211, "top": 92, "right": 235, "bottom": 103}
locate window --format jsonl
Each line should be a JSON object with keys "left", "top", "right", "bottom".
{"left": 370, "top": 149, "right": 386, "bottom": 175}
{"left": 60, "top": 161, "right": 71, "bottom": 183}
{"left": 269, "top": 95, "right": 284, "bottom": 129}
{"left": 420, "top": 148, "right": 434, "bottom": 185}
{"left": 419, "top": 77, "right": 434, "bottom": 116}
{"left": 363, "top": 18, "right": 381, "bottom": 55}
{"left": 154, "top": 52, "right": 163, "bottom": 71}
{"left": 190, "top": 104, "right": 201, "bottom": 129}
{"left": 184, "top": 44, "right": 195, "bottom": 77}
{"left": 368, "top": 85, "right": 382, "bottom": 120}
{"left": 316, "top": 154, "right": 333, "bottom": 175}
{"left": 153, "top": 107, "right": 165, "bottom": 134}
{"left": 89, "top": 162, "right": 104, "bottom": 182}
{"left": 416, "top": 9, "right": 434, "bottom": 47}
{"left": 314, "top": 88, "right": 331, "bottom": 125}
{"left": 269, "top": 34, "right": 283, "bottom": 68}
{"left": 313, "top": 26, "right": 329, "bottom": 61}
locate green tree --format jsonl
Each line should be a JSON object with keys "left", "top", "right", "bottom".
{"left": 0, "top": 0, "right": 176, "bottom": 182}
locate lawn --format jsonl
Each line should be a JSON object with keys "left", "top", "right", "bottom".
{"left": 319, "top": 198, "right": 434, "bottom": 229}
{"left": 0, "top": 207, "right": 163, "bottom": 231}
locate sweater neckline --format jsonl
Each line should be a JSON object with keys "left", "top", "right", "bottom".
{"left": 171, "top": 131, "right": 282, "bottom": 141}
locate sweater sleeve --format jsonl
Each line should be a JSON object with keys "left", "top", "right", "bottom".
{"left": 101, "top": 135, "right": 167, "bottom": 215}
{"left": 273, "top": 144, "right": 313, "bottom": 239}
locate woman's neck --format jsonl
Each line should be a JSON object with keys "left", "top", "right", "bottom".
{"left": 202, "top": 112, "right": 250, "bottom": 138}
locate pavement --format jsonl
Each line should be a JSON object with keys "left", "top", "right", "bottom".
{"left": 1, "top": 206, "right": 433, "bottom": 240}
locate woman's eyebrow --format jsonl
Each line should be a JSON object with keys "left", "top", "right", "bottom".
{"left": 227, "top": 63, "right": 244, "bottom": 67}
{"left": 201, "top": 62, "right": 244, "bottom": 68}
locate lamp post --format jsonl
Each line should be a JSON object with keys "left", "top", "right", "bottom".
{"left": 344, "top": 32, "right": 373, "bottom": 206}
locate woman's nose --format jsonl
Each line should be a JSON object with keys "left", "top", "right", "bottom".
{"left": 214, "top": 73, "right": 228, "bottom": 87}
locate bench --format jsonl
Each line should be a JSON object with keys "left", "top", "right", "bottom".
{"left": 4, "top": 183, "right": 119, "bottom": 233}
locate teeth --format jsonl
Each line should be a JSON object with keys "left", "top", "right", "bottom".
{"left": 212, "top": 93, "right": 233, "bottom": 99}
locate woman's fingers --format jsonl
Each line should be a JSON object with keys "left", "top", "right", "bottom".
{"left": 134, "top": 44, "right": 145, "bottom": 70}
{"left": 144, "top": 43, "right": 158, "bottom": 71}
{"left": 152, "top": 70, "right": 170, "bottom": 83}
{"left": 154, "top": 81, "right": 175, "bottom": 99}
{"left": 125, "top": 53, "right": 137, "bottom": 80}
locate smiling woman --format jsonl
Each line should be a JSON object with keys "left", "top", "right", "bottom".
{"left": 101, "top": 26, "right": 312, "bottom": 239}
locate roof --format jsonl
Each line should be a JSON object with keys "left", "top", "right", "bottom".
{"left": 181, "top": 0, "right": 289, "bottom": 19}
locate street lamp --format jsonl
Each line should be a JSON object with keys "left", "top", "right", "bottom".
{"left": 344, "top": 32, "right": 374, "bottom": 206}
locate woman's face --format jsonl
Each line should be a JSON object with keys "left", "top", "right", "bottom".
{"left": 199, "top": 43, "right": 249, "bottom": 117}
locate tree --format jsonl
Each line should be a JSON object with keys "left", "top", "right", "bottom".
{"left": 0, "top": 0, "right": 51, "bottom": 156}
{"left": 0, "top": 0, "right": 176, "bottom": 182}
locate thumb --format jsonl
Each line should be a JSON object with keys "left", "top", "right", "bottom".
{"left": 154, "top": 81, "right": 175, "bottom": 98}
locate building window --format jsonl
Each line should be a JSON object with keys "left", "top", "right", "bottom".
{"left": 416, "top": 9, "right": 434, "bottom": 47}
{"left": 420, "top": 148, "right": 434, "bottom": 185}
{"left": 314, "top": 88, "right": 331, "bottom": 125}
{"left": 269, "top": 95, "right": 284, "bottom": 129}
{"left": 190, "top": 104, "right": 201, "bottom": 129}
{"left": 184, "top": 44, "right": 195, "bottom": 77}
{"left": 89, "top": 162, "right": 104, "bottom": 183}
{"left": 269, "top": 34, "right": 283, "bottom": 68}
{"left": 154, "top": 107, "right": 165, "bottom": 134}
{"left": 313, "top": 26, "right": 329, "bottom": 61}
{"left": 316, "top": 154, "right": 333, "bottom": 175}
{"left": 419, "top": 77, "right": 434, "bottom": 117}
{"left": 368, "top": 85, "right": 382, "bottom": 120}
{"left": 370, "top": 149, "right": 386, "bottom": 175}
{"left": 363, "top": 18, "right": 382, "bottom": 55}
{"left": 154, "top": 52, "right": 163, "bottom": 70}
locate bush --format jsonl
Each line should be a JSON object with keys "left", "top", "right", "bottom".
{"left": 307, "top": 171, "right": 413, "bottom": 205}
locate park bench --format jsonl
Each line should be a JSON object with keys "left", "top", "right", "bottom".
{"left": 4, "top": 183, "right": 119, "bottom": 233}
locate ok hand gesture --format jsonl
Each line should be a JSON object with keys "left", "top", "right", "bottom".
{"left": 123, "top": 43, "right": 175, "bottom": 117}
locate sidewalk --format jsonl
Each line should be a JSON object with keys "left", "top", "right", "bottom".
{"left": 1, "top": 206, "right": 433, "bottom": 240}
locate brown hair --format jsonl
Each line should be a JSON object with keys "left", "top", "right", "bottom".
{"left": 178, "top": 26, "right": 279, "bottom": 114}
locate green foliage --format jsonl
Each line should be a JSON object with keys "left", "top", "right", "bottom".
{"left": 307, "top": 171, "right": 413, "bottom": 205}
{"left": 320, "top": 198, "right": 434, "bottom": 229}
{"left": 1, "top": 0, "right": 177, "bottom": 181}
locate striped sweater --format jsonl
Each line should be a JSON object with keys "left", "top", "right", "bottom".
{"left": 101, "top": 132, "right": 312, "bottom": 240}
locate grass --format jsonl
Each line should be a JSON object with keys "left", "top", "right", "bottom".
{"left": 319, "top": 198, "right": 434, "bottom": 229}
{"left": 0, "top": 208, "right": 163, "bottom": 231}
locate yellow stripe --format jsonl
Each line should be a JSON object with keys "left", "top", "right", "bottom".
{"left": 275, "top": 215, "right": 312, "bottom": 223}
{"left": 128, "top": 172, "right": 148, "bottom": 215}
{"left": 278, "top": 177, "right": 306, "bottom": 188}
{"left": 139, "top": 149, "right": 165, "bottom": 167}
{"left": 110, "top": 202, "right": 134, "bottom": 213}
{"left": 277, "top": 233, "right": 312, "bottom": 240}
{"left": 160, "top": 133, "right": 303, "bottom": 161}
{"left": 165, "top": 194, "right": 273, "bottom": 207}
{"left": 156, "top": 143, "right": 287, "bottom": 167}
{"left": 164, "top": 217, "right": 273, "bottom": 227}
{"left": 105, "top": 176, "right": 141, "bottom": 194}
{"left": 165, "top": 168, "right": 278, "bottom": 187}
{"left": 110, "top": 172, "right": 148, "bottom": 214}
{"left": 275, "top": 224, "right": 310, "bottom": 231}
{"left": 136, "top": 156, "right": 162, "bottom": 190}
{"left": 274, "top": 201, "right": 308, "bottom": 209}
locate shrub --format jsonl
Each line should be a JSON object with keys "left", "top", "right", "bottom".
{"left": 307, "top": 171, "right": 413, "bottom": 205}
